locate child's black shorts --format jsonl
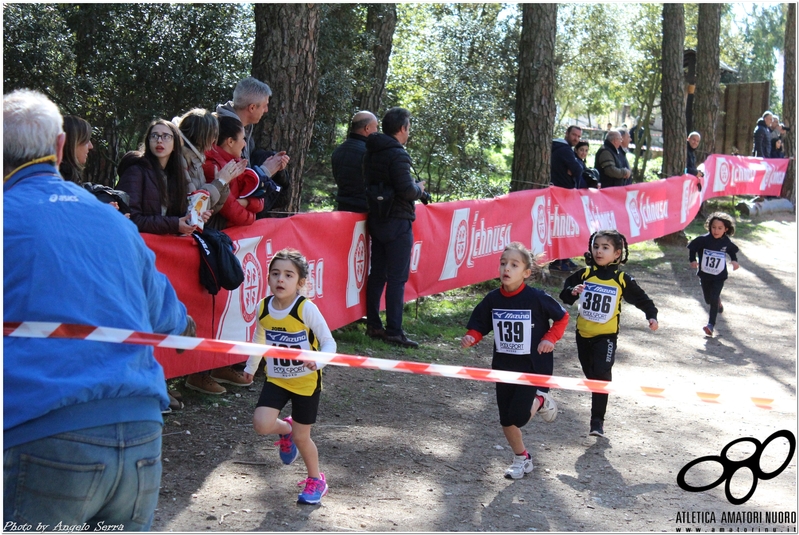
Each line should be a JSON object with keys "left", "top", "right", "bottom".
{"left": 257, "top": 380, "right": 321, "bottom": 425}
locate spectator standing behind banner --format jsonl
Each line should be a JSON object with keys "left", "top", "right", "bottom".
{"left": 574, "top": 141, "right": 600, "bottom": 189}
{"left": 594, "top": 130, "right": 631, "bottom": 188}
{"left": 117, "top": 119, "right": 212, "bottom": 234}
{"left": 617, "top": 128, "right": 632, "bottom": 186}
{"left": 771, "top": 137, "right": 786, "bottom": 158}
{"left": 203, "top": 115, "right": 267, "bottom": 229}
{"left": 770, "top": 114, "right": 781, "bottom": 142}
{"left": 59, "top": 115, "right": 93, "bottom": 183}
{"left": 3, "top": 88, "right": 193, "bottom": 530}
{"left": 176, "top": 108, "right": 244, "bottom": 218}
{"left": 550, "top": 125, "right": 585, "bottom": 189}
{"left": 331, "top": 110, "right": 379, "bottom": 212}
{"left": 363, "top": 107, "right": 426, "bottom": 349}
{"left": 216, "top": 76, "right": 289, "bottom": 217}
{"left": 174, "top": 110, "right": 253, "bottom": 395}
{"left": 752, "top": 111, "right": 772, "bottom": 157}
{"left": 686, "top": 132, "right": 704, "bottom": 177}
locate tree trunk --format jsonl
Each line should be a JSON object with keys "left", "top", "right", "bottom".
{"left": 252, "top": 4, "right": 321, "bottom": 215}
{"left": 781, "top": 3, "right": 796, "bottom": 202}
{"left": 693, "top": 3, "right": 721, "bottom": 165}
{"left": 358, "top": 4, "right": 396, "bottom": 115}
{"left": 661, "top": 4, "right": 687, "bottom": 178}
{"left": 510, "top": 3, "right": 557, "bottom": 192}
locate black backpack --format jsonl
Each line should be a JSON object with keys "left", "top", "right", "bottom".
{"left": 192, "top": 228, "right": 244, "bottom": 295}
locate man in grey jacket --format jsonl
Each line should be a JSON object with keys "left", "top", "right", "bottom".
{"left": 594, "top": 130, "right": 631, "bottom": 188}
{"left": 216, "top": 77, "right": 290, "bottom": 183}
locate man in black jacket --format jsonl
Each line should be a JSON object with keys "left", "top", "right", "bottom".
{"left": 752, "top": 111, "right": 772, "bottom": 157}
{"left": 686, "top": 132, "right": 703, "bottom": 177}
{"left": 363, "top": 107, "right": 426, "bottom": 348}
{"left": 550, "top": 125, "right": 584, "bottom": 189}
{"left": 331, "top": 111, "right": 378, "bottom": 212}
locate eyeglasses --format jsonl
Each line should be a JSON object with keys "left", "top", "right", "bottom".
{"left": 149, "top": 133, "right": 174, "bottom": 142}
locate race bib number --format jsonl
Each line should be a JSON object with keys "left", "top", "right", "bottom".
{"left": 700, "top": 250, "right": 726, "bottom": 276}
{"left": 492, "top": 309, "right": 532, "bottom": 355}
{"left": 264, "top": 329, "right": 314, "bottom": 379}
{"left": 579, "top": 282, "right": 619, "bottom": 324}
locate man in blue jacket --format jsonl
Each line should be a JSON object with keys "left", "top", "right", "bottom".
{"left": 550, "top": 125, "right": 585, "bottom": 189}
{"left": 752, "top": 110, "right": 772, "bottom": 157}
{"left": 3, "top": 89, "right": 193, "bottom": 530}
{"left": 363, "top": 107, "right": 426, "bottom": 348}
{"left": 549, "top": 125, "right": 583, "bottom": 271}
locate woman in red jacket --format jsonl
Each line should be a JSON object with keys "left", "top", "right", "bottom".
{"left": 203, "top": 115, "right": 264, "bottom": 229}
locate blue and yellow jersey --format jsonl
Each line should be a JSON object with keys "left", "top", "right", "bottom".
{"left": 560, "top": 265, "right": 658, "bottom": 338}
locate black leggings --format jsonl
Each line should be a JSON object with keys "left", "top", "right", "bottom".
{"left": 700, "top": 278, "right": 725, "bottom": 326}
{"left": 576, "top": 333, "right": 617, "bottom": 422}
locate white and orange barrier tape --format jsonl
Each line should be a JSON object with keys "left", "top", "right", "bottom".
{"left": 3, "top": 321, "right": 789, "bottom": 413}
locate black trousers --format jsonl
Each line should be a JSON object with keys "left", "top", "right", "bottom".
{"left": 700, "top": 278, "right": 725, "bottom": 326}
{"left": 576, "top": 333, "right": 617, "bottom": 422}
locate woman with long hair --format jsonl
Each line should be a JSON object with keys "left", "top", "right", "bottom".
{"left": 176, "top": 108, "right": 245, "bottom": 217}
{"left": 60, "top": 115, "right": 93, "bottom": 183}
{"left": 117, "top": 119, "right": 210, "bottom": 234}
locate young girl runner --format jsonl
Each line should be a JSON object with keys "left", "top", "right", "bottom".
{"left": 242, "top": 248, "right": 335, "bottom": 504}
{"left": 461, "top": 242, "right": 569, "bottom": 480}
{"left": 559, "top": 230, "right": 658, "bottom": 438}
{"left": 687, "top": 212, "right": 740, "bottom": 337}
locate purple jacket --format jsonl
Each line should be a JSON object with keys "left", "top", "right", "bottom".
{"left": 116, "top": 152, "right": 180, "bottom": 234}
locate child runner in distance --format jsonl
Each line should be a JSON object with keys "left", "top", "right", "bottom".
{"left": 687, "top": 212, "right": 740, "bottom": 337}
{"left": 242, "top": 248, "right": 335, "bottom": 504}
{"left": 559, "top": 230, "right": 658, "bottom": 438}
{"left": 461, "top": 242, "right": 569, "bottom": 480}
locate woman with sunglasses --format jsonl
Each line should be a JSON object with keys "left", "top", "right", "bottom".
{"left": 117, "top": 119, "right": 212, "bottom": 234}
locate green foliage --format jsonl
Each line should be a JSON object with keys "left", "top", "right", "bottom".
{"left": 309, "top": 5, "right": 371, "bottom": 158}
{"left": 716, "top": 4, "right": 786, "bottom": 113}
{"left": 555, "top": 4, "right": 631, "bottom": 129}
{"left": 4, "top": 3, "right": 253, "bottom": 183}
{"left": 387, "top": 3, "right": 519, "bottom": 201}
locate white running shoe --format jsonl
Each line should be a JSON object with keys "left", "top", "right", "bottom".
{"left": 504, "top": 454, "right": 534, "bottom": 479}
{"left": 536, "top": 391, "right": 558, "bottom": 423}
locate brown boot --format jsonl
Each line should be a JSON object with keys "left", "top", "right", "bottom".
{"left": 210, "top": 366, "right": 253, "bottom": 387}
{"left": 185, "top": 373, "right": 226, "bottom": 395}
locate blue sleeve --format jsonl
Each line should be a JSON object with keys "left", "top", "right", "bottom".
{"left": 466, "top": 294, "right": 494, "bottom": 336}
{"left": 135, "top": 235, "right": 187, "bottom": 335}
{"left": 539, "top": 290, "right": 567, "bottom": 322}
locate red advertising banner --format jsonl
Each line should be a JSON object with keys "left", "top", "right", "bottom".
{"left": 147, "top": 156, "right": 789, "bottom": 378}
{"left": 700, "top": 154, "right": 789, "bottom": 199}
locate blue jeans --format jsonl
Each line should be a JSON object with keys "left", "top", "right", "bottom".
{"left": 366, "top": 217, "right": 414, "bottom": 336}
{"left": 4, "top": 421, "right": 162, "bottom": 531}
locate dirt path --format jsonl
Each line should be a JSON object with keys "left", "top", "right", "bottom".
{"left": 153, "top": 215, "right": 797, "bottom": 532}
